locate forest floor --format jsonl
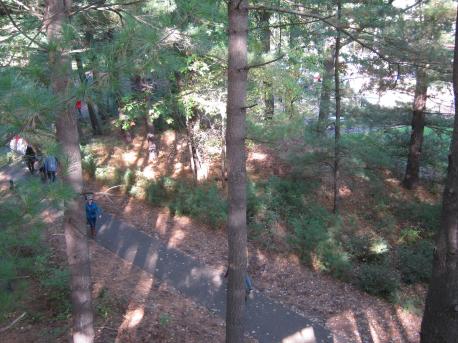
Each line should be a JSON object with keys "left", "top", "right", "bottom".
{"left": 1, "top": 128, "right": 434, "bottom": 342}
{"left": 83, "top": 129, "right": 428, "bottom": 343}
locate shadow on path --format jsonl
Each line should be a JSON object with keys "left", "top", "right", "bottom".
{"left": 96, "top": 214, "right": 333, "bottom": 343}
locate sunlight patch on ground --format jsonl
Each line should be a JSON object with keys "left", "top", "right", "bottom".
{"left": 122, "top": 151, "right": 138, "bottom": 166}
{"left": 281, "top": 326, "right": 316, "bottom": 343}
{"left": 167, "top": 228, "right": 186, "bottom": 248}
{"left": 142, "top": 165, "right": 156, "bottom": 179}
{"left": 116, "top": 273, "right": 154, "bottom": 342}
{"left": 326, "top": 310, "right": 362, "bottom": 343}
{"left": 395, "top": 306, "right": 421, "bottom": 342}
{"left": 366, "top": 310, "right": 382, "bottom": 343}
{"left": 187, "top": 266, "right": 223, "bottom": 289}
{"left": 155, "top": 211, "right": 171, "bottom": 235}
{"left": 338, "top": 185, "right": 352, "bottom": 197}
{"left": 255, "top": 249, "right": 268, "bottom": 264}
{"left": 250, "top": 151, "right": 268, "bottom": 161}
{"left": 172, "top": 162, "right": 184, "bottom": 177}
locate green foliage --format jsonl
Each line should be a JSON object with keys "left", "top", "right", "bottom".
{"left": 398, "top": 241, "right": 434, "bottom": 284}
{"left": 115, "top": 96, "right": 146, "bottom": 131}
{"left": 170, "top": 181, "right": 227, "bottom": 229}
{"left": 146, "top": 178, "right": 169, "bottom": 206}
{"left": 358, "top": 264, "right": 400, "bottom": 299}
{"left": 288, "top": 207, "right": 352, "bottom": 280}
{"left": 398, "top": 227, "right": 422, "bottom": 245}
{"left": 394, "top": 202, "right": 441, "bottom": 235}
{"left": 123, "top": 169, "right": 136, "bottom": 193}
{"left": 95, "top": 288, "right": 115, "bottom": 320}
{"left": 39, "top": 267, "right": 71, "bottom": 319}
{"left": 145, "top": 178, "right": 227, "bottom": 228}
{"left": 159, "top": 313, "right": 172, "bottom": 327}
{"left": 81, "top": 145, "right": 97, "bottom": 178}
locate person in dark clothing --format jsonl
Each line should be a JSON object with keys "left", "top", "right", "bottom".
{"left": 25, "top": 145, "right": 36, "bottom": 174}
{"left": 44, "top": 155, "right": 58, "bottom": 182}
{"left": 224, "top": 267, "right": 254, "bottom": 301}
{"left": 85, "top": 194, "right": 102, "bottom": 238}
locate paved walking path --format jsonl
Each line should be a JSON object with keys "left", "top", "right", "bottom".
{"left": 1, "top": 154, "right": 334, "bottom": 343}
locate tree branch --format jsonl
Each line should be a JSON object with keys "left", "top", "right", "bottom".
{"left": 0, "top": 0, "right": 46, "bottom": 49}
{"left": 0, "top": 312, "right": 26, "bottom": 333}
{"left": 247, "top": 4, "right": 445, "bottom": 72}
{"left": 241, "top": 103, "right": 257, "bottom": 109}
{"left": 243, "top": 54, "right": 285, "bottom": 70}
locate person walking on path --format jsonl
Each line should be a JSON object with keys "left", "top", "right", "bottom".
{"left": 224, "top": 267, "right": 254, "bottom": 301}
{"left": 25, "top": 145, "right": 36, "bottom": 174}
{"left": 85, "top": 194, "right": 102, "bottom": 238}
{"left": 44, "top": 155, "right": 58, "bottom": 182}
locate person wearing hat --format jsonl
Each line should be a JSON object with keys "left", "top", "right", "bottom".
{"left": 85, "top": 194, "right": 102, "bottom": 238}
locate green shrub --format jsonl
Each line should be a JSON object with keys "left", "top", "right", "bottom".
{"left": 358, "top": 263, "right": 399, "bottom": 299}
{"left": 288, "top": 209, "right": 352, "bottom": 279}
{"left": 123, "top": 169, "right": 136, "bottom": 193}
{"left": 345, "top": 235, "right": 390, "bottom": 264}
{"left": 345, "top": 235, "right": 372, "bottom": 262}
{"left": 170, "top": 181, "right": 227, "bottom": 228}
{"left": 39, "top": 267, "right": 71, "bottom": 319}
{"left": 399, "top": 227, "right": 422, "bottom": 244}
{"left": 81, "top": 150, "right": 97, "bottom": 178}
{"left": 398, "top": 240, "right": 433, "bottom": 284}
{"left": 146, "top": 179, "right": 168, "bottom": 206}
{"left": 394, "top": 202, "right": 441, "bottom": 235}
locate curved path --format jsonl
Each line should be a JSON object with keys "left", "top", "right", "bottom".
{"left": 1, "top": 154, "right": 333, "bottom": 343}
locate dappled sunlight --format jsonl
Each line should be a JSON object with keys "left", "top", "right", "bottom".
{"left": 281, "top": 326, "right": 317, "bottom": 343}
{"left": 141, "top": 164, "right": 156, "bottom": 179}
{"left": 338, "top": 185, "right": 352, "bottom": 198}
{"left": 172, "top": 161, "right": 185, "bottom": 177}
{"left": 395, "top": 306, "right": 421, "bottom": 342}
{"left": 326, "top": 310, "right": 362, "bottom": 343}
{"left": 116, "top": 273, "right": 153, "bottom": 342}
{"left": 154, "top": 211, "right": 171, "bottom": 235}
{"left": 167, "top": 228, "right": 187, "bottom": 248}
{"left": 122, "top": 151, "right": 139, "bottom": 166}
{"left": 186, "top": 266, "right": 224, "bottom": 289}
{"left": 250, "top": 151, "right": 268, "bottom": 161}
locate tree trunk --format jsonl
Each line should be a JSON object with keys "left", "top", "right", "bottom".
{"left": 45, "top": 1, "right": 95, "bottom": 342}
{"left": 403, "top": 67, "right": 428, "bottom": 189}
{"left": 186, "top": 115, "right": 201, "bottom": 182}
{"left": 420, "top": 9, "right": 458, "bottom": 341}
{"left": 75, "top": 54, "right": 102, "bottom": 135}
{"left": 317, "top": 54, "right": 334, "bottom": 133}
{"left": 226, "top": 1, "right": 248, "bottom": 342}
{"left": 333, "top": 0, "right": 342, "bottom": 214}
{"left": 259, "top": 11, "right": 274, "bottom": 119}
{"left": 145, "top": 96, "right": 157, "bottom": 162}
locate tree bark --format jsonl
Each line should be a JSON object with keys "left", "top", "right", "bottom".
{"left": 420, "top": 8, "right": 458, "bottom": 342}
{"left": 317, "top": 54, "right": 334, "bottom": 133}
{"left": 45, "top": 0, "right": 95, "bottom": 342}
{"left": 259, "top": 11, "right": 274, "bottom": 119}
{"left": 75, "top": 54, "right": 102, "bottom": 135}
{"left": 145, "top": 96, "right": 158, "bottom": 162}
{"left": 403, "top": 67, "right": 428, "bottom": 189}
{"left": 226, "top": 1, "right": 248, "bottom": 342}
{"left": 333, "top": 0, "right": 342, "bottom": 214}
{"left": 186, "top": 114, "right": 202, "bottom": 182}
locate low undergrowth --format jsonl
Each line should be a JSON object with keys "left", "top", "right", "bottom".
{"left": 81, "top": 132, "right": 439, "bottom": 304}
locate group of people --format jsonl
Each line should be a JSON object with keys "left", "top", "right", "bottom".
{"left": 23, "top": 145, "right": 103, "bottom": 238}
{"left": 24, "top": 145, "right": 58, "bottom": 183}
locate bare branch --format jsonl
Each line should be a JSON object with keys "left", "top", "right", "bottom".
{"left": 241, "top": 103, "right": 258, "bottom": 109}
{"left": 243, "top": 54, "right": 285, "bottom": 70}
{"left": 0, "top": 312, "right": 26, "bottom": 333}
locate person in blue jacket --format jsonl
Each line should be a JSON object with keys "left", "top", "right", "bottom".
{"left": 85, "top": 194, "right": 101, "bottom": 238}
